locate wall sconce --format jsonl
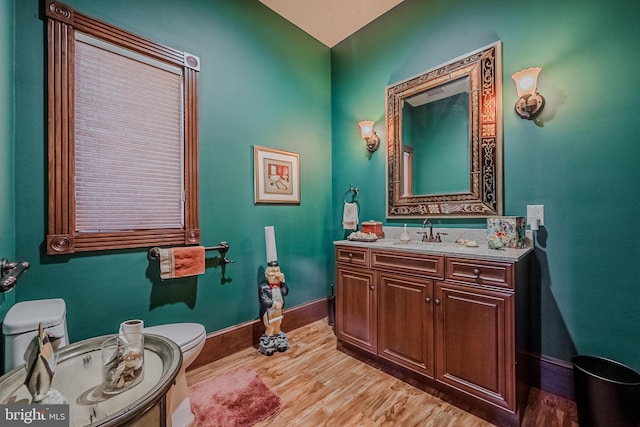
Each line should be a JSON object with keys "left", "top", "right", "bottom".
{"left": 512, "top": 67, "right": 545, "bottom": 120}
{"left": 358, "top": 120, "right": 380, "bottom": 153}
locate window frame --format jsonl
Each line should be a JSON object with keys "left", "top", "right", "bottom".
{"left": 45, "top": 0, "right": 200, "bottom": 255}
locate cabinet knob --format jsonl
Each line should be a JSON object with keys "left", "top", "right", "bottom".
{"left": 369, "top": 284, "right": 375, "bottom": 290}
{"left": 435, "top": 298, "right": 441, "bottom": 305}
{"left": 425, "top": 297, "right": 431, "bottom": 303}
{"left": 473, "top": 268, "right": 481, "bottom": 278}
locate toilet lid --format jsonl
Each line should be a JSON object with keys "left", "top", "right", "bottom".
{"left": 144, "top": 323, "right": 206, "bottom": 352}
{"left": 2, "top": 298, "right": 67, "bottom": 335}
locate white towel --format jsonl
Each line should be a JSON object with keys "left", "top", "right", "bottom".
{"left": 342, "top": 202, "right": 359, "bottom": 230}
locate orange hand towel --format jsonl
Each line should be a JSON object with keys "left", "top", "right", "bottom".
{"left": 159, "top": 246, "right": 205, "bottom": 279}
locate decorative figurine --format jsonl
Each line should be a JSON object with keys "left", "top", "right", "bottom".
{"left": 258, "top": 226, "right": 290, "bottom": 356}
{"left": 24, "top": 323, "right": 57, "bottom": 402}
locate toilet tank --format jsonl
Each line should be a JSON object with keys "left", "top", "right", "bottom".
{"left": 2, "top": 298, "right": 69, "bottom": 372}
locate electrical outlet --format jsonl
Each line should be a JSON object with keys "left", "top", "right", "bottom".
{"left": 526, "top": 205, "right": 544, "bottom": 229}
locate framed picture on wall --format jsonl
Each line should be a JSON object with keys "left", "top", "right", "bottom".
{"left": 254, "top": 145, "right": 300, "bottom": 204}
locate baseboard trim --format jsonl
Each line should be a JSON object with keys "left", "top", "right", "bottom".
{"left": 528, "top": 352, "right": 575, "bottom": 401}
{"left": 190, "top": 297, "right": 328, "bottom": 370}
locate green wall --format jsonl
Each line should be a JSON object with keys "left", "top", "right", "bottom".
{"left": 6, "top": 0, "right": 640, "bottom": 377}
{"left": 9, "top": 0, "right": 332, "bottom": 344}
{"left": 0, "top": 0, "right": 16, "bottom": 318}
{"left": 331, "top": 0, "right": 640, "bottom": 370}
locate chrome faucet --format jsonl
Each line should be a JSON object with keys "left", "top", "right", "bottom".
{"left": 420, "top": 219, "right": 442, "bottom": 242}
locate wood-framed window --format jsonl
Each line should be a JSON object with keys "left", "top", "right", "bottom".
{"left": 45, "top": 1, "right": 200, "bottom": 255}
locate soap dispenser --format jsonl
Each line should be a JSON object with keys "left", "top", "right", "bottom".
{"left": 400, "top": 224, "right": 411, "bottom": 242}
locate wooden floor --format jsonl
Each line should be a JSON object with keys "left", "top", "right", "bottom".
{"left": 186, "top": 319, "right": 578, "bottom": 426}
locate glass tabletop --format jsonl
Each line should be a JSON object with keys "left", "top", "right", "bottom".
{"left": 0, "top": 333, "right": 181, "bottom": 426}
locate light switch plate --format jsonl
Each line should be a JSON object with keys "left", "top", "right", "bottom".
{"left": 527, "top": 205, "right": 544, "bottom": 229}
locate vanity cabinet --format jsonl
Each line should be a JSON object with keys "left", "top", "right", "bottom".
{"left": 335, "top": 244, "right": 530, "bottom": 427}
{"left": 435, "top": 280, "right": 514, "bottom": 410}
{"left": 335, "top": 265, "right": 377, "bottom": 354}
{"left": 378, "top": 272, "right": 434, "bottom": 378}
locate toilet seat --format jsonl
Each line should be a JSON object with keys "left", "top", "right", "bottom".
{"left": 144, "top": 323, "right": 205, "bottom": 353}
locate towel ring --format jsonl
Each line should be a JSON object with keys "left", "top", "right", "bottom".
{"left": 344, "top": 186, "right": 358, "bottom": 203}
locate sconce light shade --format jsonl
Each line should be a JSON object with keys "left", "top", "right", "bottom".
{"left": 359, "top": 120, "right": 374, "bottom": 139}
{"left": 358, "top": 120, "right": 380, "bottom": 153}
{"left": 512, "top": 67, "right": 545, "bottom": 120}
{"left": 512, "top": 67, "right": 541, "bottom": 97}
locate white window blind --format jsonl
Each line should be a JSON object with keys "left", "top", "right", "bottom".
{"left": 74, "top": 34, "right": 184, "bottom": 232}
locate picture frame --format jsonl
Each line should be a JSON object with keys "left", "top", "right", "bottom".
{"left": 254, "top": 145, "right": 300, "bottom": 204}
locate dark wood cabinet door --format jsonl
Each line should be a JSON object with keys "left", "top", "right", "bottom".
{"left": 336, "top": 266, "right": 377, "bottom": 354}
{"left": 378, "top": 273, "right": 434, "bottom": 378}
{"left": 435, "top": 281, "right": 515, "bottom": 410}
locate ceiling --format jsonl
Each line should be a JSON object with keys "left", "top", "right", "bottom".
{"left": 259, "top": 0, "right": 405, "bottom": 47}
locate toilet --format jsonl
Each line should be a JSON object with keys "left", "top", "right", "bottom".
{"left": 2, "top": 298, "right": 69, "bottom": 372}
{"left": 145, "top": 322, "right": 206, "bottom": 427}
{"left": 3, "top": 299, "right": 206, "bottom": 427}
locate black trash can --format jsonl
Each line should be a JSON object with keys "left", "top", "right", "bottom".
{"left": 572, "top": 355, "right": 640, "bottom": 427}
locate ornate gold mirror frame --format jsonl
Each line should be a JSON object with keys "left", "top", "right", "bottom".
{"left": 386, "top": 42, "right": 503, "bottom": 218}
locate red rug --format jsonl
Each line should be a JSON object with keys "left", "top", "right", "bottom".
{"left": 188, "top": 368, "right": 281, "bottom": 426}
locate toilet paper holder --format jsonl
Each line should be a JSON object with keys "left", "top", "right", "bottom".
{"left": 1, "top": 258, "right": 30, "bottom": 292}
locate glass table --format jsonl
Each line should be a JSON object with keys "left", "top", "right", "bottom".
{"left": 0, "top": 333, "right": 181, "bottom": 426}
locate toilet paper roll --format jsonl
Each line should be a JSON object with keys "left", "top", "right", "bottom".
{"left": 119, "top": 319, "right": 144, "bottom": 346}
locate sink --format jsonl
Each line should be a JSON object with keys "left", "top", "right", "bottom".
{"left": 391, "top": 240, "right": 479, "bottom": 249}
{"left": 392, "top": 240, "right": 449, "bottom": 247}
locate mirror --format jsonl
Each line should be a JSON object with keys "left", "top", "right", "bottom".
{"left": 402, "top": 77, "right": 470, "bottom": 195}
{"left": 386, "top": 42, "right": 503, "bottom": 218}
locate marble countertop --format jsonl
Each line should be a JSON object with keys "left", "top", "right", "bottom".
{"left": 335, "top": 226, "right": 533, "bottom": 262}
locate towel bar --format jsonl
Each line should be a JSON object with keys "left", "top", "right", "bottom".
{"left": 148, "top": 242, "right": 234, "bottom": 266}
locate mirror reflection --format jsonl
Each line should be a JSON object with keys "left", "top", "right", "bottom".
{"left": 402, "top": 77, "right": 470, "bottom": 196}
{"left": 386, "top": 41, "right": 503, "bottom": 218}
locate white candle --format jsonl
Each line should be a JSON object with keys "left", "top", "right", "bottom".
{"left": 265, "top": 226, "right": 278, "bottom": 263}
